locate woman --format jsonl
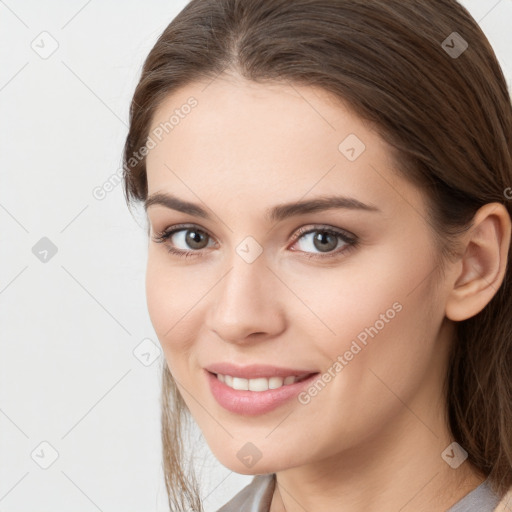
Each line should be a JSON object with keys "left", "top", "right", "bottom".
{"left": 122, "top": 1, "right": 512, "bottom": 510}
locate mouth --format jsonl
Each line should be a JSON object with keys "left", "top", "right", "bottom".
{"left": 205, "top": 369, "right": 321, "bottom": 416}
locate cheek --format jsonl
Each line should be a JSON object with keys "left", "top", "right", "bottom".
{"left": 283, "top": 243, "right": 428, "bottom": 352}
{"left": 145, "top": 251, "right": 170, "bottom": 337}
{"left": 291, "top": 240, "right": 441, "bottom": 395}
{"left": 145, "top": 251, "right": 192, "bottom": 356}
{"left": 145, "top": 249, "right": 212, "bottom": 371}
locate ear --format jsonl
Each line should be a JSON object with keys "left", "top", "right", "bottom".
{"left": 445, "top": 202, "right": 511, "bottom": 322}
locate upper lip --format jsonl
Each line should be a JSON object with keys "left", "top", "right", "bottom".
{"left": 204, "top": 363, "right": 319, "bottom": 379}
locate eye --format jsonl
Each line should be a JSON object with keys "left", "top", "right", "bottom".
{"left": 289, "top": 225, "right": 358, "bottom": 259}
{"left": 152, "top": 223, "right": 358, "bottom": 260}
{"left": 152, "top": 224, "right": 215, "bottom": 258}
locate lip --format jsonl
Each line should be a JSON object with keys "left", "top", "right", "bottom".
{"left": 205, "top": 368, "right": 320, "bottom": 416}
{"left": 204, "top": 362, "right": 318, "bottom": 379}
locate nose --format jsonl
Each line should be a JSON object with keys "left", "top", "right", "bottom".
{"left": 205, "top": 248, "right": 286, "bottom": 344}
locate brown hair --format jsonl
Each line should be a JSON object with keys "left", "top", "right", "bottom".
{"left": 122, "top": 1, "right": 512, "bottom": 510}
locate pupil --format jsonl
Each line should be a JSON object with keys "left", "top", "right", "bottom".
{"left": 186, "top": 230, "right": 206, "bottom": 249}
{"left": 314, "top": 231, "right": 337, "bottom": 252}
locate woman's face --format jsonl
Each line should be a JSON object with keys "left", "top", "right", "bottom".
{"left": 144, "top": 74, "right": 455, "bottom": 474}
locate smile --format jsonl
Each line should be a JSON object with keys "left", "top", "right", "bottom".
{"left": 205, "top": 369, "right": 321, "bottom": 415}
{"left": 216, "top": 373, "right": 311, "bottom": 391}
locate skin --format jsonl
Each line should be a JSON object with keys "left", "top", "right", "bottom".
{"left": 144, "top": 72, "right": 511, "bottom": 512}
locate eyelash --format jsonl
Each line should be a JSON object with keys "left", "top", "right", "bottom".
{"left": 151, "top": 223, "right": 359, "bottom": 261}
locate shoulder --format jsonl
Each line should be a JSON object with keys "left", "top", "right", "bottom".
{"left": 216, "top": 473, "right": 275, "bottom": 512}
{"left": 494, "top": 486, "right": 512, "bottom": 512}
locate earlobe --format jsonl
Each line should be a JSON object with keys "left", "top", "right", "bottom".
{"left": 445, "top": 203, "right": 511, "bottom": 322}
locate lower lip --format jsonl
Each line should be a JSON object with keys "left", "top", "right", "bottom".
{"left": 205, "top": 369, "right": 320, "bottom": 416}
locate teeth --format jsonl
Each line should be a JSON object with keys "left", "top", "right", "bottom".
{"left": 216, "top": 373, "right": 302, "bottom": 391}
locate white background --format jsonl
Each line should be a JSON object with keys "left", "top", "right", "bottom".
{"left": 1, "top": 1, "right": 511, "bottom": 511}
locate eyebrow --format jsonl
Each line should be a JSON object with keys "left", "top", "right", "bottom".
{"left": 144, "top": 192, "right": 381, "bottom": 223}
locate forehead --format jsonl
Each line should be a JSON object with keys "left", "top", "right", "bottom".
{"left": 145, "top": 75, "right": 425, "bottom": 219}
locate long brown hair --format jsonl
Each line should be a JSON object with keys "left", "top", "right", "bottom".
{"left": 122, "top": 1, "right": 512, "bottom": 510}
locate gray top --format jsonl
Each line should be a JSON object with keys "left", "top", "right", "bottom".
{"left": 216, "top": 473, "right": 502, "bottom": 512}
